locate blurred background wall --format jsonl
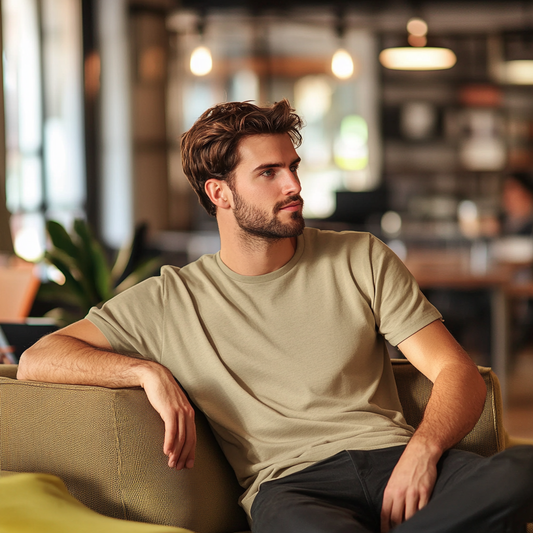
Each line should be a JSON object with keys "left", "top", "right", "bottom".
{"left": 2, "top": 0, "right": 533, "bottom": 259}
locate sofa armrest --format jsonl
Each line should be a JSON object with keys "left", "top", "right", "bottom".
{"left": 0, "top": 364, "right": 18, "bottom": 379}
{"left": 0, "top": 375, "right": 249, "bottom": 533}
{"left": 392, "top": 359, "right": 506, "bottom": 456}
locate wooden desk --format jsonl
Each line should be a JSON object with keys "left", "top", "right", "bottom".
{"left": 404, "top": 251, "right": 512, "bottom": 406}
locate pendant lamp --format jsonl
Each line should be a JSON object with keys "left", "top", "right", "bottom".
{"left": 379, "top": 17, "right": 456, "bottom": 71}
{"left": 190, "top": 13, "right": 212, "bottom": 76}
{"left": 331, "top": 10, "right": 357, "bottom": 80}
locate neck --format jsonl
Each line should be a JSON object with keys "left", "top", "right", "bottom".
{"left": 219, "top": 229, "right": 298, "bottom": 276}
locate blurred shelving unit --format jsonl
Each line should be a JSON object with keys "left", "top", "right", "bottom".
{"left": 380, "top": 31, "right": 533, "bottom": 246}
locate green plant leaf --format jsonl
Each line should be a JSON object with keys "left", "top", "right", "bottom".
{"left": 73, "top": 219, "right": 111, "bottom": 303}
{"left": 46, "top": 220, "right": 79, "bottom": 259}
{"left": 110, "top": 223, "right": 148, "bottom": 286}
{"left": 36, "top": 281, "right": 81, "bottom": 307}
{"left": 111, "top": 236, "right": 135, "bottom": 285}
{"left": 45, "top": 247, "right": 78, "bottom": 274}
{"left": 91, "top": 240, "right": 113, "bottom": 301}
{"left": 44, "top": 307, "right": 84, "bottom": 328}
{"left": 114, "top": 256, "right": 161, "bottom": 294}
{"left": 39, "top": 219, "right": 160, "bottom": 326}
{"left": 44, "top": 250, "right": 91, "bottom": 311}
{"left": 72, "top": 220, "right": 96, "bottom": 290}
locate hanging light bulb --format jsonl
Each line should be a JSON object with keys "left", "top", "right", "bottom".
{"left": 332, "top": 48, "right": 354, "bottom": 79}
{"left": 379, "top": 17, "right": 456, "bottom": 71}
{"left": 190, "top": 45, "right": 212, "bottom": 76}
{"left": 190, "top": 12, "right": 212, "bottom": 77}
{"left": 331, "top": 10, "right": 357, "bottom": 80}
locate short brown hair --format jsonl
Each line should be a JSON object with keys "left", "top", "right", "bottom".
{"left": 180, "top": 99, "right": 303, "bottom": 216}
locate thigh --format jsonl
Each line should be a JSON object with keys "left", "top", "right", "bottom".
{"left": 250, "top": 451, "right": 377, "bottom": 533}
{"left": 395, "top": 446, "right": 533, "bottom": 533}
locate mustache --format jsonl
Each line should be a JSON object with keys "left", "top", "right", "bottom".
{"left": 274, "top": 195, "right": 304, "bottom": 213}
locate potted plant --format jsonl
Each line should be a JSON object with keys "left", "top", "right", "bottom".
{"left": 40, "top": 219, "right": 161, "bottom": 325}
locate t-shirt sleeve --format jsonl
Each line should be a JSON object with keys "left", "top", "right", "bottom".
{"left": 86, "top": 274, "right": 166, "bottom": 363}
{"left": 368, "top": 236, "right": 442, "bottom": 347}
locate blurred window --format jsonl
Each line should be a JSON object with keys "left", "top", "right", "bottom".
{"left": 2, "top": 0, "right": 85, "bottom": 261}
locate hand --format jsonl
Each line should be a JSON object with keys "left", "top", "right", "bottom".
{"left": 139, "top": 363, "right": 197, "bottom": 471}
{"left": 380, "top": 440, "right": 439, "bottom": 532}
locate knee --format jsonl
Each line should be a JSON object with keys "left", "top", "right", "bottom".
{"left": 501, "top": 446, "right": 533, "bottom": 473}
{"left": 495, "top": 446, "right": 533, "bottom": 498}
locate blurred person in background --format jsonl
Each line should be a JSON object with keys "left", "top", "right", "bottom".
{"left": 500, "top": 172, "right": 533, "bottom": 237}
{"left": 494, "top": 172, "right": 533, "bottom": 354}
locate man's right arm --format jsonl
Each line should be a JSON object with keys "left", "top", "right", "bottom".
{"left": 17, "top": 319, "right": 196, "bottom": 471}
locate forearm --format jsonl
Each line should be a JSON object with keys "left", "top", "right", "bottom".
{"left": 410, "top": 359, "right": 486, "bottom": 456}
{"left": 18, "top": 326, "right": 196, "bottom": 471}
{"left": 381, "top": 321, "right": 487, "bottom": 531}
{"left": 381, "top": 359, "right": 486, "bottom": 531}
{"left": 17, "top": 333, "right": 160, "bottom": 388}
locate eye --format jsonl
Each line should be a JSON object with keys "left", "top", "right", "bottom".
{"left": 261, "top": 169, "right": 274, "bottom": 177}
{"left": 290, "top": 164, "right": 299, "bottom": 173}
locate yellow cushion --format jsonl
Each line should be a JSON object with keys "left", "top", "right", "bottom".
{"left": 0, "top": 473, "right": 195, "bottom": 533}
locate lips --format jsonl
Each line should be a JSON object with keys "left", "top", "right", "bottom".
{"left": 276, "top": 195, "right": 304, "bottom": 213}
{"left": 281, "top": 201, "right": 301, "bottom": 210}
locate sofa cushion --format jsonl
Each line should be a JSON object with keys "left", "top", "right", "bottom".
{"left": 0, "top": 472, "right": 194, "bottom": 533}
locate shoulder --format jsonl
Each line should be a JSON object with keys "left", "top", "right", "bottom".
{"left": 302, "top": 228, "right": 406, "bottom": 278}
{"left": 302, "top": 227, "right": 378, "bottom": 256}
{"left": 303, "top": 226, "right": 370, "bottom": 243}
{"left": 162, "top": 254, "right": 221, "bottom": 289}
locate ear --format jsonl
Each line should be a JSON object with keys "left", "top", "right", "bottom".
{"left": 205, "top": 179, "right": 232, "bottom": 210}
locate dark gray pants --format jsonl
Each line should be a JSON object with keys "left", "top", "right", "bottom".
{"left": 250, "top": 445, "right": 533, "bottom": 533}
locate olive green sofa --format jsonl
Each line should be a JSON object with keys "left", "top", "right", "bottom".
{"left": 0, "top": 361, "right": 530, "bottom": 533}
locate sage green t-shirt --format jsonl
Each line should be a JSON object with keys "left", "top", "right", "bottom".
{"left": 87, "top": 228, "right": 441, "bottom": 515}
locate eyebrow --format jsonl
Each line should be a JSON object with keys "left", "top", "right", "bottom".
{"left": 252, "top": 157, "right": 301, "bottom": 173}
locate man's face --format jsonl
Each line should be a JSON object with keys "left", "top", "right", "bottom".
{"left": 228, "top": 133, "right": 305, "bottom": 241}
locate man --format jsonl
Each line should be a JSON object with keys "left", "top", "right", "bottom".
{"left": 18, "top": 100, "right": 533, "bottom": 532}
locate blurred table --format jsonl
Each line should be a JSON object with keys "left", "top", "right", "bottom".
{"left": 404, "top": 249, "right": 512, "bottom": 406}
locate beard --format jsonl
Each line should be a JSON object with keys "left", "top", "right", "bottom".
{"left": 232, "top": 190, "right": 305, "bottom": 241}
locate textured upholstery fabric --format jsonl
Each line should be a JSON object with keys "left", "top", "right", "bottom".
{"left": 0, "top": 472, "right": 193, "bottom": 533}
{"left": 392, "top": 359, "right": 506, "bottom": 457}
{"left": 0, "top": 364, "right": 17, "bottom": 379}
{"left": 0, "top": 361, "right": 530, "bottom": 533}
{"left": 0, "top": 371, "right": 248, "bottom": 533}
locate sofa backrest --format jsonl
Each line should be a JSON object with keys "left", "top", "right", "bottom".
{"left": 0, "top": 360, "right": 506, "bottom": 532}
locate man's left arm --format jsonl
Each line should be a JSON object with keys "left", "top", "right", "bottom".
{"left": 380, "top": 319, "right": 486, "bottom": 532}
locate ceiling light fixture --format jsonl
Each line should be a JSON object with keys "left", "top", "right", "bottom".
{"left": 190, "top": 46, "right": 212, "bottom": 76}
{"left": 379, "top": 17, "right": 457, "bottom": 71}
{"left": 500, "top": 31, "right": 533, "bottom": 84}
{"left": 331, "top": 10, "right": 356, "bottom": 80}
{"left": 190, "top": 13, "right": 212, "bottom": 76}
{"left": 332, "top": 49, "right": 354, "bottom": 80}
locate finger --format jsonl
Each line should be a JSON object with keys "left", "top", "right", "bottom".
{"left": 380, "top": 495, "right": 392, "bottom": 533}
{"left": 175, "top": 407, "right": 196, "bottom": 469}
{"left": 389, "top": 496, "right": 405, "bottom": 529}
{"left": 418, "top": 486, "right": 431, "bottom": 511}
{"left": 404, "top": 488, "right": 419, "bottom": 521}
{"left": 180, "top": 415, "right": 197, "bottom": 469}
{"left": 162, "top": 413, "right": 178, "bottom": 459}
{"left": 183, "top": 410, "right": 197, "bottom": 468}
{"left": 172, "top": 410, "right": 188, "bottom": 469}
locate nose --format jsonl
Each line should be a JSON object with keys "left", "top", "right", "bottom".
{"left": 281, "top": 169, "right": 301, "bottom": 196}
